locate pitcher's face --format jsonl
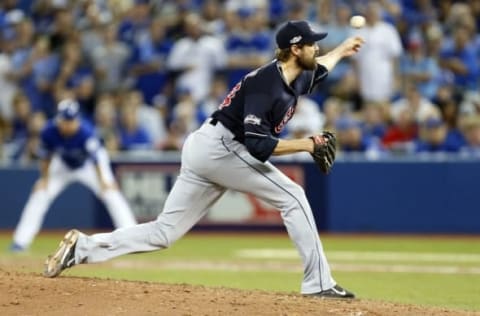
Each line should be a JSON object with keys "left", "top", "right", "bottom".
{"left": 296, "top": 43, "right": 319, "bottom": 70}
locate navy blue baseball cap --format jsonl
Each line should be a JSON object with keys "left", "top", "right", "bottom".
{"left": 57, "top": 99, "right": 80, "bottom": 121}
{"left": 276, "top": 20, "right": 327, "bottom": 49}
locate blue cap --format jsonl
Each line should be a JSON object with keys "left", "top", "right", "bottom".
{"left": 335, "top": 116, "right": 360, "bottom": 131}
{"left": 237, "top": 7, "right": 255, "bottom": 19}
{"left": 423, "top": 117, "right": 443, "bottom": 129}
{"left": 276, "top": 20, "right": 327, "bottom": 49}
{"left": 57, "top": 99, "right": 80, "bottom": 120}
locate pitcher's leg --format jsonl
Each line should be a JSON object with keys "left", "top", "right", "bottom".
{"left": 248, "top": 178, "right": 333, "bottom": 293}
{"left": 75, "top": 168, "right": 225, "bottom": 264}
{"left": 278, "top": 185, "right": 334, "bottom": 294}
{"left": 210, "top": 142, "right": 334, "bottom": 293}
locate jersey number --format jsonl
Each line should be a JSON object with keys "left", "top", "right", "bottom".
{"left": 219, "top": 82, "right": 241, "bottom": 109}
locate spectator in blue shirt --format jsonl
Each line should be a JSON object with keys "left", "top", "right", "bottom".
{"left": 401, "top": 32, "right": 441, "bottom": 100}
{"left": 55, "top": 41, "right": 95, "bottom": 120}
{"left": 460, "top": 115, "right": 480, "bottom": 157}
{"left": 361, "top": 102, "right": 388, "bottom": 139}
{"left": 10, "top": 111, "right": 46, "bottom": 164}
{"left": 335, "top": 115, "right": 384, "bottom": 154}
{"left": 225, "top": 7, "right": 272, "bottom": 87}
{"left": 415, "top": 117, "right": 465, "bottom": 153}
{"left": 439, "top": 25, "right": 479, "bottom": 92}
{"left": 128, "top": 18, "right": 173, "bottom": 105}
{"left": 0, "top": 8, "right": 5, "bottom": 29}
{"left": 118, "top": 103, "right": 152, "bottom": 151}
{"left": 399, "top": 0, "right": 436, "bottom": 33}
{"left": 30, "top": 0, "right": 56, "bottom": 34}
{"left": 8, "top": 92, "right": 31, "bottom": 142}
{"left": 10, "top": 35, "right": 59, "bottom": 117}
{"left": 57, "top": 41, "right": 92, "bottom": 90}
{"left": 117, "top": 0, "right": 151, "bottom": 46}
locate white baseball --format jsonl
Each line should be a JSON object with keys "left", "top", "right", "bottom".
{"left": 350, "top": 15, "right": 366, "bottom": 29}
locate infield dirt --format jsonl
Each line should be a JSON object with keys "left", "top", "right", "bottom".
{"left": 1, "top": 268, "right": 478, "bottom": 316}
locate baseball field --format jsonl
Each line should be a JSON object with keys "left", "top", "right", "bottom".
{"left": 1, "top": 232, "right": 479, "bottom": 315}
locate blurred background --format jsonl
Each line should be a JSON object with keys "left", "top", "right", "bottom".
{"left": 0, "top": 0, "right": 479, "bottom": 234}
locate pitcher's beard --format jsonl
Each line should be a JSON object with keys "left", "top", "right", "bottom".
{"left": 296, "top": 55, "right": 317, "bottom": 70}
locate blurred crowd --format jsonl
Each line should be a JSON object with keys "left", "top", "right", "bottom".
{"left": 0, "top": 0, "right": 480, "bottom": 164}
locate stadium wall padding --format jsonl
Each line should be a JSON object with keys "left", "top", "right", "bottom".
{"left": 1, "top": 160, "right": 479, "bottom": 233}
{"left": 0, "top": 167, "right": 110, "bottom": 230}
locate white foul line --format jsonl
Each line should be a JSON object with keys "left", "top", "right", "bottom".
{"left": 106, "top": 249, "right": 480, "bottom": 275}
{"left": 235, "top": 249, "right": 480, "bottom": 263}
{"left": 110, "top": 260, "right": 480, "bottom": 275}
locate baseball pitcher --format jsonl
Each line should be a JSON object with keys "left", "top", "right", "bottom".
{"left": 44, "top": 21, "right": 363, "bottom": 298}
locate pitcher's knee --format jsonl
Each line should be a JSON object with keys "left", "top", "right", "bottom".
{"left": 149, "top": 221, "right": 176, "bottom": 248}
{"left": 278, "top": 184, "right": 308, "bottom": 213}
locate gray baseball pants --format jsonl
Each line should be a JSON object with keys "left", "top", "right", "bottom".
{"left": 75, "top": 120, "right": 335, "bottom": 293}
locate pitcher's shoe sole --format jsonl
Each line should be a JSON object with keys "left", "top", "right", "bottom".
{"left": 44, "top": 229, "right": 79, "bottom": 278}
{"left": 306, "top": 284, "right": 355, "bottom": 299}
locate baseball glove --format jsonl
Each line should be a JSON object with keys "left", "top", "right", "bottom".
{"left": 309, "top": 131, "right": 336, "bottom": 174}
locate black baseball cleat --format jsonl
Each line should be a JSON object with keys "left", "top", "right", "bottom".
{"left": 44, "top": 229, "right": 79, "bottom": 278}
{"left": 307, "top": 284, "right": 355, "bottom": 299}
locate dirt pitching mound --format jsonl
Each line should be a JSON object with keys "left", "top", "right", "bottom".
{"left": 0, "top": 268, "right": 476, "bottom": 316}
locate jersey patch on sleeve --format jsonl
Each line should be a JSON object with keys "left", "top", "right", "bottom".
{"left": 244, "top": 114, "right": 262, "bottom": 126}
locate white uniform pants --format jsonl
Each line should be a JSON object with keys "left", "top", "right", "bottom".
{"left": 13, "top": 148, "right": 136, "bottom": 248}
{"left": 75, "top": 121, "right": 335, "bottom": 293}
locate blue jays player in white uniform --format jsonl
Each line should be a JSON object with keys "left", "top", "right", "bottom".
{"left": 44, "top": 21, "right": 364, "bottom": 298}
{"left": 11, "top": 99, "right": 136, "bottom": 251}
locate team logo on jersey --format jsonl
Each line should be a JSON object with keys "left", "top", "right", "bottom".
{"left": 290, "top": 35, "right": 302, "bottom": 44}
{"left": 275, "top": 106, "right": 295, "bottom": 133}
{"left": 219, "top": 82, "right": 241, "bottom": 109}
{"left": 244, "top": 114, "right": 261, "bottom": 126}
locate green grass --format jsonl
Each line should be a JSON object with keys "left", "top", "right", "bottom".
{"left": 335, "top": 272, "right": 480, "bottom": 310}
{"left": 1, "top": 233, "right": 479, "bottom": 311}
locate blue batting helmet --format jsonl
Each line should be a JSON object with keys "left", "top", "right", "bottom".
{"left": 57, "top": 99, "right": 80, "bottom": 121}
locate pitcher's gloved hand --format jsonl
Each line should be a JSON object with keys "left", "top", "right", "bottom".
{"left": 309, "top": 132, "right": 336, "bottom": 174}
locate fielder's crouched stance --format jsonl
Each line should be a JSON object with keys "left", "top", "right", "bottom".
{"left": 44, "top": 20, "right": 364, "bottom": 299}
{"left": 11, "top": 99, "right": 136, "bottom": 252}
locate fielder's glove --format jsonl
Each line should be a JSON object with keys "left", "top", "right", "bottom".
{"left": 309, "top": 131, "right": 336, "bottom": 174}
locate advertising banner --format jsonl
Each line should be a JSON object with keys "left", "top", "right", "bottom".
{"left": 115, "top": 163, "right": 304, "bottom": 226}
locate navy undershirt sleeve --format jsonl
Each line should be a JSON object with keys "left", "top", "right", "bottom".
{"left": 244, "top": 136, "right": 279, "bottom": 162}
